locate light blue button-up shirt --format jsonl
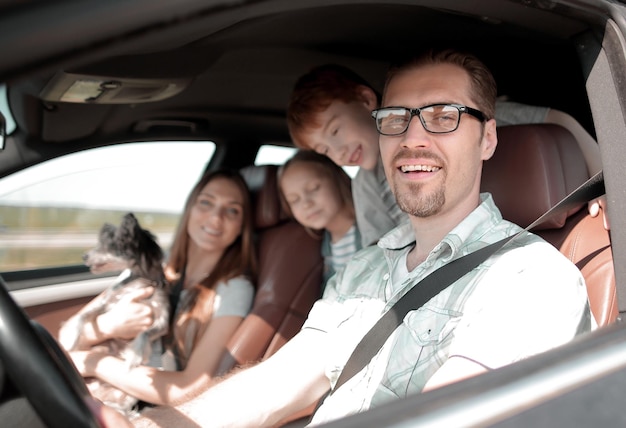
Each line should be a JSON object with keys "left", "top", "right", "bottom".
{"left": 304, "top": 193, "right": 592, "bottom": 426}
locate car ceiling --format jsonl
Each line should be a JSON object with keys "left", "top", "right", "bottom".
{"left": 0, "top": 0, "right": 609, "bottom": 170}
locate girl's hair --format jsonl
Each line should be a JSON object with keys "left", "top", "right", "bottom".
{"left": 278, "top": 150, "right": 354, "bottom": 238}
{"left": 165, "top": 169, "right": 257, "bottom": 366}
{"left": 384, "top": 48, "right": 497, "bottom": 120}
{"left": 287, "top": 64, "right": 380, "bottom": 150}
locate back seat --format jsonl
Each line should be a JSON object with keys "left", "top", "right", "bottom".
{"left": 214, "top": 164, "right": 323, "bottom": 376}
{"left": 482, "top": 123, "right": 617, "bottom": 326}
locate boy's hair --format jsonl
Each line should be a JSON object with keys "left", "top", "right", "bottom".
{"left": 278, "top": 150, "right": 355, "bottom": 235}
{"left": 287, "top": 64, "right": 380, "bottom": 149}
{"left": 384, "top": 48, "right": 497, "bottom": 120}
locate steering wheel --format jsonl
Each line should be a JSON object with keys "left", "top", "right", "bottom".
{"left": 0, "top": 275, "right": 101, "bottom": 428}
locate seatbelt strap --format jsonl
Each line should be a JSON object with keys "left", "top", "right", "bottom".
{"left": 331, "top": 171, "right": 605, "bottom": 394}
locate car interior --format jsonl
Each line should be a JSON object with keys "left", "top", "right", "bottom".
{"left": 2, "top": 0, "right": 626, "bottom": 427}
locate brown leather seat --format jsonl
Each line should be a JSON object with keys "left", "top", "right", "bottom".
{"left": 482, "top": 124, "right": 617, "bottom": 326}
{"left": 214, "top": 164, "right": 323, "bottom": 376}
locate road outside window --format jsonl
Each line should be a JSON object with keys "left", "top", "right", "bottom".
{"left": 0, "top": 142, "right": 214, "bottom": 271}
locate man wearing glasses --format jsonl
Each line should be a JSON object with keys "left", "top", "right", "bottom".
{"left": 286, "top": 64, "right": 550, "bottom": 248}
{"left": 125, "top": 48, "right": 592, "bottom": 428}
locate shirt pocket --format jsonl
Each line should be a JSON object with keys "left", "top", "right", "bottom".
{"left": 375, "top": 306, "right": 460, "bottom": 400}
{"left": 404, "top": 305, "right": 460, "bottom": 347}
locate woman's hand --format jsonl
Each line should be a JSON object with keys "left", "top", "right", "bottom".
{"left": 97, "top": 284, "right": 156, "bottom": 340}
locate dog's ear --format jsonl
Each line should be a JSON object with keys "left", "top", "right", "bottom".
{"left": 131, "top": 215, "right": 165, "bottom": 269}
{"left": 118, "top": 212, "right": 164, "bottom": 277}
{"left": 120, "top": 212, "right": 140, "bottom": 232}
{"left": 118, "top": 213, "right": 163, "bottom": 258}
{"left": 98, "top": 223, "right": 117, "bottom": 248}
{"left": 99, "top": 223, "right": 116, "bottom": 236}
{"left": 116, "top": 213, "right": 142, "bottom": 256}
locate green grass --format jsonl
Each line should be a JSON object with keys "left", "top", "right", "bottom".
{"left": 0, "top": 205, "right": 179, "bottom": 231}
{"left": 0, "top": 205, "right": 180, "bottom": 271}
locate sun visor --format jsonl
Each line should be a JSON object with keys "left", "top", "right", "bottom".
{"left": 39, "top": 72, "right": 191, "bottom": 104}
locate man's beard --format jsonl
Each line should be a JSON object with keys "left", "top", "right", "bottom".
{"left": 393, "top": 176, "right": 446, "bottom": 217}
{"left": 388, "top": 148, "right": 449, "bottom": 217}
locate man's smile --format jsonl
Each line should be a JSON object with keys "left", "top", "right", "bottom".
{"left": 399, "top": 164, "right": 441, "bottom": 173}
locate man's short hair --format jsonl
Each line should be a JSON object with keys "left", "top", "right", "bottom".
{"left": 384, "top": 48, "right": 497, "bottom": 120}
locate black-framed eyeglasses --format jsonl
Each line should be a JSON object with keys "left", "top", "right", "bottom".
{"left": 371, "top": 103, "right": 486, "bottom": 136}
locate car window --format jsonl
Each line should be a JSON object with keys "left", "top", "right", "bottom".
{"left": 0, "top": 141, "right": 215, "bottom": 272}
{"left": 255, "top": 144, "right": 359, "bottom": 177}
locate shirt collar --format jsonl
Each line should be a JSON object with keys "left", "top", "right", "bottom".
{"left": 378, "top": 193, "right": 503, "bottom": 263}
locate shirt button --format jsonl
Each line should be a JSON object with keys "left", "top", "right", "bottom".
{"left": 383, "top": 273, "right": 390, "bottom": 281}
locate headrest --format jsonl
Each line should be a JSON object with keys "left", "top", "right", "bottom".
{"left": 240, "top": 164, "right": 287, "bottom": 229}
{"left": 481, "top": 124, "right": 589, "bottom": 230}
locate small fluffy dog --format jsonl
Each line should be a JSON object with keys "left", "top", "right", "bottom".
{"left": 59, "top": 212, "right": 170, "bottom": 415}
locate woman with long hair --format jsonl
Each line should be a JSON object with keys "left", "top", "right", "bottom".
{"left": 65, "top": 169, "right": 257, "bottom": 407}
